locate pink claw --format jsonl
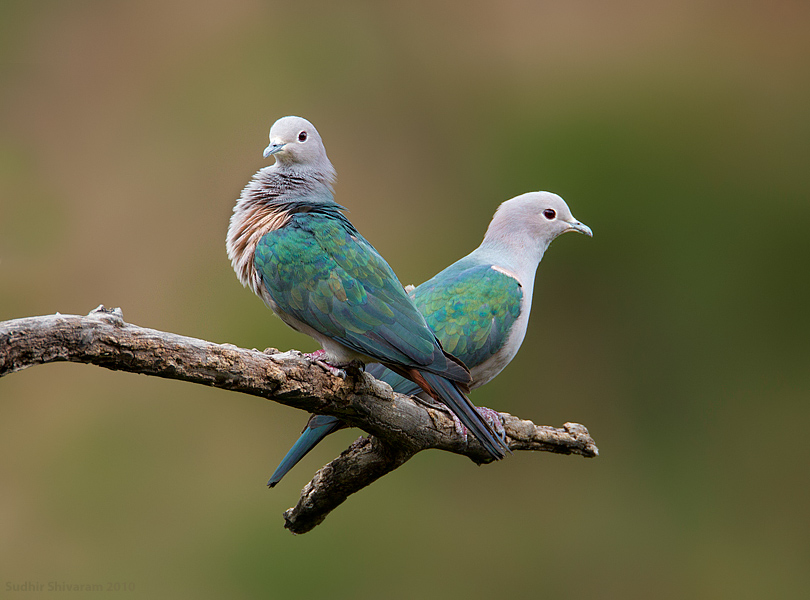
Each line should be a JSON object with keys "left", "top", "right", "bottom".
{"left": 476, "top": 406, "right": 505, "bottom": 439}
{"left": 449, "top": 407, "right": 505, "bottom": 444}
{"left": 450, "top": 412, "right": 469, "bottom": 443}
{"left": 304, "top": 351, "right": 347, "bottom": 379}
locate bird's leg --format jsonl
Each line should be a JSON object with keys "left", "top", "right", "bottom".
{"left": 476, "top": 406, "right": 506, "bottom": 443}
{"left": 448, "top": 407, "right": 506, "bottom": 445}
{"left": 449, "top": 412, "right": 469, "bottom": 443}
{"left": 304, "top": 350, "right": 347, "bottom": 379}
{"left": 410, "top": 395, "right": 505, "bottom": 446}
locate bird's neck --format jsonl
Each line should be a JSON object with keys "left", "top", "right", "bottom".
{"left": 226, "top": 165, "right": 337, "bottom": 294}
{"left": 476, "top": 226, "right": 548, "bottom": 287}
{"left": 252, "top": 163, "right": 336, "bottom": 203}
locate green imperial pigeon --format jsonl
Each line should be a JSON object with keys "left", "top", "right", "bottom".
{"left": 227, "top": 116, "right": 508, "bottom": 462}
{"left": 268, "top": 190, "right": 593, "bottom": 487}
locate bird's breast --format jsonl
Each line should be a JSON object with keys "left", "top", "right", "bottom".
{"left": 227, "top": 203, "right": 292, "bottom": 296}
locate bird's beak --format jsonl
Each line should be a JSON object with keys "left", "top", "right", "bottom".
{"left": 567, "top": 220, "right": 593, "bottom": 237}
{"left": 263, "top": 142, "right": 286, "bottom": 158}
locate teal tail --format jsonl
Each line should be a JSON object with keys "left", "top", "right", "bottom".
{"left": 419, "top": 371, "right": 507, "bottom": 460}
{"left": 268, "top": 415, "right": 343, "bottom": 488}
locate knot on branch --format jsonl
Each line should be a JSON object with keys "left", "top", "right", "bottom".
{"left": 88, "top": 304, "right": 125, "bottom": 323}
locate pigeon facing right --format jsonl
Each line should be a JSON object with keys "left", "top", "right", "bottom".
{"left": 269, "top": 191, "right": 592, "bottom": 487}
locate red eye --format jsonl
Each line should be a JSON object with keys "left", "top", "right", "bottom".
{"left": 298, "top": 131, "right": 308, "bottom": 142}
{"left": 543, "top": 209, "right": 556, "bottom": 220}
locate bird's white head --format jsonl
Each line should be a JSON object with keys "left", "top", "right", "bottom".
{"left": 482, "top": 191, "right": 592, "bottom": 265}
{"left": 263, "top": 116, "right": 333, "bottom": 176}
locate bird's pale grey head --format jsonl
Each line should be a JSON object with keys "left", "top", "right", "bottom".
{"left": 263, "top": 116, "right": 334, "bottom": 178}
{"left": 484, "top": 191, "right": 592, "bottom": 257}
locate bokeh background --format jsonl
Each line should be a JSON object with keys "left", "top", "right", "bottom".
{"left": 2, "top": 1, "right": 809, "bottom": 598}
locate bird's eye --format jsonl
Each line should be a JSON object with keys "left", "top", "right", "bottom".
{"left": 543, "top": 209, "right": 556, "bottom": 220}
{"left": 298, "top": 131, "right": 308, "bottom": 142}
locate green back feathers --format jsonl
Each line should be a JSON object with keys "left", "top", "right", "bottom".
{"left": 368, "top": 261, "right": 523, "bottom": 396}
{"left": 254, "top": 211, "right": 446, "bottom": 370}
{"left": 412, "top": 261, "right": 522, "bottom": 369}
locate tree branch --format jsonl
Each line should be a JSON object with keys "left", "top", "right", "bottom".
{"left": 1, "top": 306, "right": 599, "bottom": 533}
{"left": 283, "top": 420, "right": 596, "bottom": 534}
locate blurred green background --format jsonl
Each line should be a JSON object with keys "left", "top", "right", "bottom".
{"left": 2, "top": 1, "right": 809, "bottom": 598}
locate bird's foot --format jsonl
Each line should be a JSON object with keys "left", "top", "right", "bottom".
{"left": 476, "top": 406, "right": 506, "bottom": 443}
{"left": 449, "top": 407, "right": 506, "bottom": 445}
{"left": 450, "top": 413, "right": 469, "bottom": 443}
{"left": 313, "top": 360, "right": 347, "bottom": 379}
{"left": 304, "top": 350, "right": 347, "bottom": 379}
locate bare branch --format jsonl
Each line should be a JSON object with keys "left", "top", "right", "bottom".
{"left": 1, "top": 306, "right": 599, "bottom": 533}
{"left": 283, "top": 421, "right": 597, "bottom": 534}
{"left": 284, "top": 435, "right": 415, "bottom": 534}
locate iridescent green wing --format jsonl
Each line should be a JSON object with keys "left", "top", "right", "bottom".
{"left": 412, "top": 261, "right": 523, "bottom": 369}
{"left": 255, "top": 211, "right": 445, "bottom": 369}
{"left": 367, "top": 260, "right": 523, "bottom": 396}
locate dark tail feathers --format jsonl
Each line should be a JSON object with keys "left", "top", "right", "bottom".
{"left": 419, "top": 371, "right": 507, "bottom": 460}
{"left": 267, "top": 415, "right": 344, "bottom": 487}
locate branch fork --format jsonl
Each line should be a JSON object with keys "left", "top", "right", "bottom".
{"left": 0, "top": 306, "right": 599, "bottom": 533}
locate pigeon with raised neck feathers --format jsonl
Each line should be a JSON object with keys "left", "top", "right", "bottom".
{"left": 227, "top": 116, "right": 508, "bottom": 463}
